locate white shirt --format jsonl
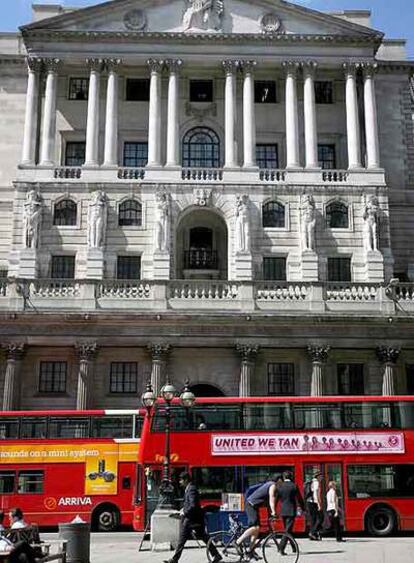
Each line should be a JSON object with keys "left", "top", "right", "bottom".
{"left": 311, "top": 479, "right": 320, "bottom": 505}
{"left": 11, "top": 520, "right": 28, "bottom": 529}
{"left": 326, "top": 488, "right": 339, "bottom": 514}
{"left": 0, "top": 537, "right": 13, "bottom": 553}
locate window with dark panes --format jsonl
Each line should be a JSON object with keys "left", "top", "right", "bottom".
{"left": 407, "top": 365, "right": 414, "bottom": 395}
{"left": 328, "top": 257, "right": 351, "bottom": 282}
{"left": 116, "top": 256, "right": 141, "bottom": 280}
{"left": 326, "top": 201, "right": 349, "bottom": 229}
{"left": 0, "top": 269, "right": 7, "bottom": 278}
{"left": 92, "top": 415, "right": 134, "bottom": 438}
{"left": 20, "top": 417, "right": 47, "bottom": 439}
{"left": 119, "top": 199, "right": 142, "bottom": 227}
{"left": 48, "top": 417, "right": 89, "bottom": 438}
{"left": 65, "top": 142, "right": 85, "bottom": 167}
{"left": 348, "top": 464, "right": 414, "bottom": 499}
{"left": 0, "top": 418, "right": 19, "bottom": 439}
{"left": 110, "top": 362, "right": 138, "bottom": 394}
{"left": 262, "top": 201, "right": 285, "bottom": 228}
{"left": 192, "top": 466, "right": 238, "bottom": 499}
{"left": 256, "top": 144, "right": 279, "bottom": 169}
{"left": 0, "top": 471, "right": 15, "bottom": 494}
{"left": 263, "top": 257, "right": 287, "bottom": 281}
{"left": 126, "top": 78, "right": 150, "bottom": 101}
{"left": 318, "top": 144, "right": 336, "bottom": 169}
{"left": 69, "top": 78, "right": 89, "bottom": 100}
{"left": 18, "top": 470, "right": 44, "bottom": 494}
{"left": 51, "top": 255, "right": 75, "bottom": 279}
{"left": 53, "top": 199, "right": 77, "bottom": 226}
{"left": 39, "top": 361, "right": 67, "bottom": 394}
{"left": 315, "top": 81, "right": 333, "bottom": 104}
{"left": 244, "top": 466, "right": 294, "bottom": 490}
{"left": 182, "top": 127, "right": 220, "bottom": 168}
{"left": 268, "top": 363, "right": 295, "bottom": 396}
{"left": 123, "top": 142, "right": 148, "bottom": 168}
{"left": 189, "top": 80, "right": 213, "bottom": 102}
{"left": 337, "top": 364, "right": 365, "bottom": 395}
{"left": 254, "top": 81, "right": 276, "bottom": 103}
{"left": 244, "top": 403, "right": 293, "bottom": 430}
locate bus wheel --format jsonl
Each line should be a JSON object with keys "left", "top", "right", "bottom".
{"left": 366, "top": 505, "right": 397, "bottom": 537}
{"left": 92, "top": 505, "right": 120, "bottom": 532}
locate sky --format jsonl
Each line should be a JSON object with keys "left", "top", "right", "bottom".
{"left": 5, "top": 0, "right": 414, "bottom": 58}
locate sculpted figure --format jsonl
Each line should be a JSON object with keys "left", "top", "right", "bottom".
{"left": 87, "top": 190, "right": 108, "bottom": 248}
{"left": 301, "top": 194, "right": 316, "bottom": 251}
{"left": 23, "top": 189, "right": 42, "bottom": 249}
{"left": 363, "top": 195, "right": 379, "bottom": 252}
{"left": 154, "top": 189, "right": 170, "bottom": 252}
{"left": 235, "top": 195, "right": 250, "bottom": 253}
{"left": 182, "top": 0, "right": 224, "bottom": 31}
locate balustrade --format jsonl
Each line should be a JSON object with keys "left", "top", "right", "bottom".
{"left": 256, "top": 282, "right": 309, "bottom": 301}
{"left": 322, "top": 170, "right": 349, "bottom": 182}
{"left": 170, "top": 281, "right": 239, "bottom": 300}
{"left": 181, "top": 168, "right": 223, "bottom": 181}
{"left": 98, "top": 280, "right": 152, "bottom": 299}
{"left": 54, "top": 167, "right": 82, "bottom": 179}
{"left": 29, "top": 279, "right": 81, "bottom": 298}
{"left": 326, "top": 283, "right": 379, "bottom": 301}
{"left": 259, "top": 169, "right": 286, "bottom": 182}
{"left": 117, "top": 167, "right": 145, "bottom": 180}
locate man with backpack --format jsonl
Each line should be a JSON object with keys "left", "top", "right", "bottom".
{"left": 305, "top": 471, "right": 323, "bottom": 540}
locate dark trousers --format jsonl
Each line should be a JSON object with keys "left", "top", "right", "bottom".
{"left": 9, "top": 541, "right": 37, "bottom": 563}
{"left": 307, "top": 502, "right": 323, "bottom": 536}
{"left": 327, "top": 510, "right": 343, "bottom": 541}
{"left": 279, "top": 516, "right": 296, "bottom": 553}
{"left": 170, "top": 518, "right": 219, "bottom": 563}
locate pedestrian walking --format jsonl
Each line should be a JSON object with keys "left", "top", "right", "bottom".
{"left": 274, "top": 471, "right": 305, "bottom": 554}
{"left": 326, "top": 481, "right": 345, "bottom": 542}
{"left": 305, "top": 471, "right": 323, "bottom": 540}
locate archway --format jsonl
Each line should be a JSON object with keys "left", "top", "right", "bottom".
{"left": 190, "top": 383, "right": 225, "bottom": 397}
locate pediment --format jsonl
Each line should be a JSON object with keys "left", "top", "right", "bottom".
{"left": 22, "top": 0, "right": 381, "bottom": 38}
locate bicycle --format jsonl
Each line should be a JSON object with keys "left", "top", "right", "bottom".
{"left": 206, "top": 514, "right": 300, "bottom": 563}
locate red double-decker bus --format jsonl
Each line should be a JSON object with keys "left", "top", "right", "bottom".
{"left": 136, "top": 396, "right": 414, "bottom": 536}
{"left": 0, "top": 409, "right": 143, "bottom": 531}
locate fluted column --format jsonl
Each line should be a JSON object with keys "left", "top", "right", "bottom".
{"left": 21, "top": 58, "right": 42, "bottom": 166}
{"left": 148, "top": 344, "right": 171, "bottom": 395}
{"left": 165, "top": 60, "right": 182, "bottom": 167}
{"left": 344, "top": 63, "right": 362, "bottom": 170}
{"left": 363, "top": 63, "right": 380, "bottom": 169}
{"left": 307, "top": 345, "right": 330, "bottom": 396}
{"left": 75, "top": 342, "right": 98, "bottom": 410}
{"left": 236, "top": 344, "right": 259, "bottom": 397}
{"left": 241, "top": 60, "right": 257, "bottom": 169}
{"left": 39, "top": 58, "right": 60, "bottom": 166}
{"left": 103, "top": 59, "right": 122, "bottom": 167}
{"left": 2, "top": 344, "right": 25, "bottom": 411}
{"left": 147, "top": 59, "right": 163, "bottom": 167}
{"left": 84, "top": 59, "right": 103, "bottom": 167}
{"left": 303, "top": 62, "right": 319, "bottom": 169}
{"left": 283, "top": 62, "right": 300, "bottom": 169}
{"left": 222, "top": 60, "right": 239, "bottom": 168}
{"left": 376, "top": 346, "right": 401, "bottom": 396}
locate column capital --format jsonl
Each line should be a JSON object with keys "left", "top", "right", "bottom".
{"left": 361, "top": 62, "right": 378, "bottom": 78}
{"left": 105, "top": 58, "right": 123, "bottom": 72}
{"left": 343, "top": 62, "right": 361, "bottom": 77}
{"left": 236, "top": 344, "right": 259, "bottom": 363}
{"left": 164, "top": 59, "right": 183, "bottom": 73}
{"left": 240, "top": 60, "right": 257, "bottom": 74}
{"left": 42, "top": 58, "right": 61, "bottom": 73}
{"left": 75, "top": 341, "right": 98, "bottom": 361}
{"left": 376, "top": 346, "right": 401, "bottom": 365}
{"left": 307, "top": 345, "right": 330, "bottom": 363}
{"left": 302, "top": 60, "right": 318, "bottom": 77}
{"left": 282, "top": 61, "right": 301, "bottom": 76}
{"left": 148, "top": 343, "right": 171, "bottom": 361}
{"left": 26, "top": 57, "right": 43, "bottom": 73}
{"left": 147, "top": 59, "right": 164, "bottom": 73}
{"left": 222, "top": 60, "right": 240, "bottom": 74}
{"left": 86, "top": 58, "right": 104, "bottom": 72}
{"left": 2, "top": 343, "right": 26, "bottom": 361}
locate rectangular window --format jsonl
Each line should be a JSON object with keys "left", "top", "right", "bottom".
{"left": 192, "top": 467, "right": 238, "bottom": 500}
{"left": 0, "top": 418, "right": 19, "bottom": 439}
{"left": 49, "top": 417, "right": 89, "bottom": 438}
{"left": 244, "top": 466, "right": 294, "bottom": 490}
{"left": 254, "top": 81, "right": 277, "bottom": 104}
{"left": 268, "top": 363, "right": 295, "bottom": 396}
{"left": 126, "top": 78, "right": 150, "bottom": 101}
{"left": 189, "top": 80, "right": 213, "bottom": 102}
{"left": 0, "top": 471, "right": 15, "bottom": 494}
{"left": 337, "top": 364, "right": 365, "bottom": 395}
{"left": 39, "top": 361, "right": 67, "bottom": 394}
{"left": 20, "top": 417, "right": 48, "bottom": 439}
{"left": 18, "top": 470, "right": 44, "bottom": 494}
{"left": 318, "top": 144, "right": 336, "bottom": 170}
{"left": 315, "top": 81, "right": 333, "bottom": 104}
{"left": 348, "top": 464, "right": 414, "bottom": 499}
{"left": 92, "top": 415, "right": 134, "bottom": 438}
{"left": 0, "top": 269, "right": 8, "bottom": 278}
{"left": 109, "top": 362, "right": 138, "bottom": 394}
{"left": 328, "top": 257, "right": 351, "bottom": 282}
{"left": 407, "top": 365, "right": 414, "bottom": 395}
{"left": 68, "top": 78, "right": 89, "bottom": 101}
{"left": 65, "top": 142, "right": 85, "bottom": 166}
{"left": 263, "top": 257, "right": 287, "bottom": 281}
{"left": 51, "top": 255, "right": 75, "bottom": 279}
{"left": 116, "top": 256, "right": 141, "bottom": 280}
{"left": 256, "top": 144, "right": 278, "bottom": 169}
{"left": 123, "top": 142, "right": 148, "bottom": 167}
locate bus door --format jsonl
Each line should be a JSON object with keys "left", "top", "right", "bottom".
{"left": 144, "top": 465, "right": 187, "bottom": 525}
{"left": 303, "top": 463, "right": 345, "bottom": 526}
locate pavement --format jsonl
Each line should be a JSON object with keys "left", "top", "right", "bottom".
{"left": 43, "top": 532, "right": 414, "bottom": 563}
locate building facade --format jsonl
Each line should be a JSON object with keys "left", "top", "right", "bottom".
{"left": 0, "top": 0, "right": 413, "bottom": 410}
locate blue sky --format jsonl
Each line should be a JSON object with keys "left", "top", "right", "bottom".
{"left": 5, "top": 0, "right": 414, "bottom": 57}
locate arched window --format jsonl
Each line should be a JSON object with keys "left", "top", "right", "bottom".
{"left": 182, "top": 127, "right": 220, "bottom": 168}
{"left": 326, "top": 201, "right": 349, "bottom": 229}
{"left": 53, "top": 199, "right": 77, "bottom": 226}
{"left": 119, "top": 199, "right": 142, "bottom": 227}
{"left": 262, "top": 201, "right": 285, "bottom": 228}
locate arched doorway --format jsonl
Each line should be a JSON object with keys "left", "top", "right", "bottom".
{"left": 190, "top": 384, "right": 225, "bottom": 397}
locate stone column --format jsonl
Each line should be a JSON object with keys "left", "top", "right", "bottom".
{"left": 344, "top": 63, "right": 362, "bottom": 170}
{"left": 39, "top": 58, "right": 60, "bottom": 166}
{"left": 84, "top": 59, "right": 103, "bottom": 167}
{"left": 165, "top": 60, "right": 182, "bottom": 168}
{"left": 363, "top": 63, "right": 380, "bottom": 169}
{"left": 241, "top": 60, "right": 257, "bottom": 169}
{"left": 307, "top": 345, "right": 330, "bottom": 396}
{"left": 303, "top": 61, "right": 319, "bottom": 169}
{"left": 283, "top": 62, "right": 300, "bottom": 169}
{"left": 75, "top": 342, "right": 98, "bottom": 410}
{"left": 147, "top": 59, "right": 163, "bottom": 167}
{"left": 236, "top": 344, "right": 259, "bottom": 397}
{"left": 103, "top": 58, "right": 122, "bottom": 167}
{"left": 376, "top": 346, "right": 401, "bottom": 396}
{"left": 21, "top": 58, "right": 42, "bottom": 166}
{"left": 1, "top": 343, "right": 25, "bottom": 411}
{"left": 148, "top": 344, "right": 171, "bottom": 395}
{"left": 222, "top": 60, "right": 239, "bottom": 169}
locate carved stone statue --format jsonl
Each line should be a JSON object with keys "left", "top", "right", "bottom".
{"left": 301, "top": 194, "right": 316, "bottom": 251}
{"left": 87, "top": 190, "right": 108, "bottom": 249}
{"left": 23, "top": 189, "right": 42, "bottom": 249}
{"left": 182, "top": 0, "right": 224, "bottom": 32}
{"left": 235, "top": 195, "right": 250, "bottom": 253}
{"left": 154, "top": 189, "right": 170, "bottom": 252}
{"left": 363, "top": 195, "right": 379, "bottom": 252}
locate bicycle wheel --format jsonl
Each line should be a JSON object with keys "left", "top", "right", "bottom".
{"left": 206, "top": 530, "right": 242, "bottom": 563}
{"left": 262, "top": 532, "right": 300, "bottom": 563}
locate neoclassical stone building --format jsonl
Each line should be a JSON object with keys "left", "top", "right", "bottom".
{"left": 0, "top": 0, "right": 413, "bottom": 410}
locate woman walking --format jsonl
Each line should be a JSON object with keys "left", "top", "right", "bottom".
{"left": 326, "top": 481, "right": 345, "bottom": 542}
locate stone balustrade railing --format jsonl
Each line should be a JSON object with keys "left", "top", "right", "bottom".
{"left": 117, "top": 167, "right": 146, "bottom": 180}
{"left": 322, "top": 170, "right": 349, "bottom": 183}
{"left": 54, "top": 167, "right": 82, "bottom": 179}
{"left": 98, "top": 280, "right": 152, "bottom": 299}
{"left": 259, "top": 169, "right": 286, "bottom": 182}
{"left": 325, "top": 283, "right": 379, "bottom": 301}
{"left": 181, "top": 168, "right": 224, "bottom": 181}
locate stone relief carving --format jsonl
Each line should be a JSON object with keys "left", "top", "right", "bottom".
{"left": 154, "top": 188, "right": 170, "bottom": 252}
{"left": 300, "top": 194, "right": 316, "bottom": 251}
{"left": 124, "top": 9, "right": 147, "bottom": 31}
{"left": 182, "top": 0, "right": 224, "bottom": 32}
{"left": 185, "top": 102, "right": 217, "bottom": 122}
{"left": 363, "top": 195, "right": 379, "bottom": 252}
{"left": 23, "top": 189, "right": 42, "bottom": 249}
{"left": 87, "top": 190, "right": 108, "bottom": 249}
{"left": 235, "top": 195, "right": 250, "bottom": 253}
{"left": 194, "top": 188, "right": 212, "bottom": 207}
{"left": 260, "top": 12, "right": 283, "bottom": 33}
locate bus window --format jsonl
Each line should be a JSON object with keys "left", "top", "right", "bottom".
{"left": 293, "top": 404, "right": 342, "bottom": 430}
{"left": 243, "top": 403, "right": 293, "bottom": 430}
{"left": 243, "top": 466, "right": 294, "bottom": 492}
{"left": 192, "top": 467, "right": 239, "bottom": 500}
{"left": 0, "top": 471, "right": 15, "bottom": 493}
{"left": 396, "top": 402, "right": 414, "bottom": 428}
{"left": 91, "top": 416, "right": 133, "bottom": 438}
{"left": 348, "top": 464, "right": 414, "bottom": 498}
{"left": 49, "top": 417, "right": 89, "bottom": 438}
{"left": 18, "top": 470, "right": 44, "bottom": 494}
{"left": 20, "top": 417, "right": 47, "bottom": 439}
{"left": 152, "top": 404, "right": 243, "bottom": 432}
{"left": 0, "top": 418, "right": 19, "bottom": 439}
{"left": 136, "top": 415, "right": 144, "bottom": 437}
{"left": 343, "top": 403, "right": 395, "bottom": 429}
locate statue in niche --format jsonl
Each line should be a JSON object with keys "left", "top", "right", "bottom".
{"left": 23, "top": 189, "right": 42, "bottom": 249}
{"left": 182, "top": 0, "right": 224, "bottom": 32}
{"left": 235, "top": 195, "right": 250, "bottom": 253}
{"left": 154, "top": 189, "right": 170, "bottom": 252}
{"left": 363, "top": 195, "right": 379, "bottom": 252}
{"left": 301, "top": 194, "right": 316, "bottom": 251}
{"left": 87, "top": 190, "right": 108, "bottom": 249}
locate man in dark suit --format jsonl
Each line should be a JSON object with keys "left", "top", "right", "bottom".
{"left": 164, "top": 472, "right": 222, "bottom": 563}
{"left": 275, "top": 471, "right": 305, "bottom": 555}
